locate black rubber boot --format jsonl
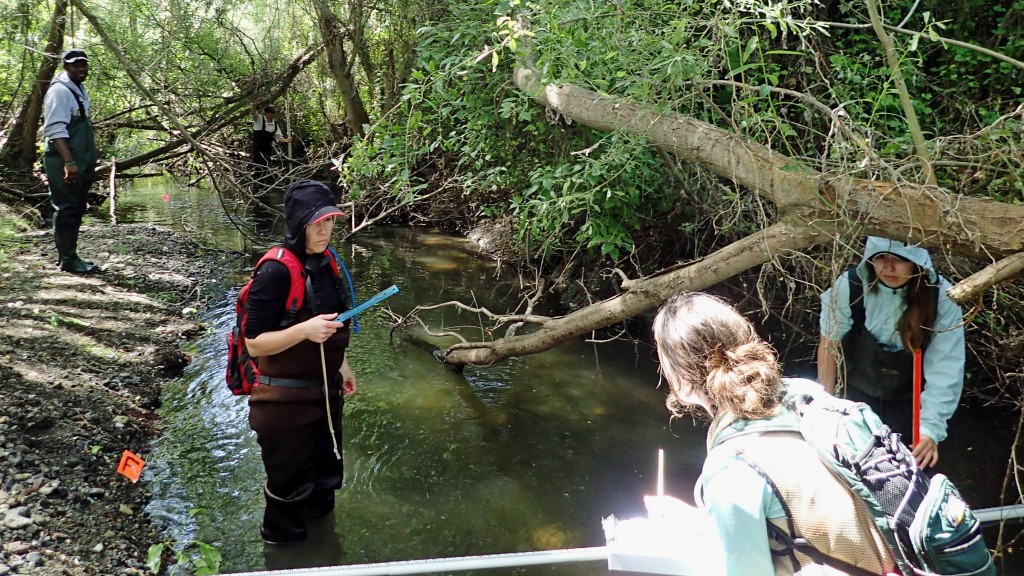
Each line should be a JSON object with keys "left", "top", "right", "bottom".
{"left": 53, "top": 221, "right": 75, "bottom": 268}
{"left": 60, "top": 256, "right": 101, "bottom": 275}
{"left": 54, "top": 220, "right": 100, "bottom": 274}
{"left": 261, "top": 483, "right": 312, "bottom": 545}
{"left": 307, "top": 489, "right": 336, "bottom": 518}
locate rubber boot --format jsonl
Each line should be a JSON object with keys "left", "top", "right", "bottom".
{"left": 71, "top": 220, "right": 96, "bottom": 268}
{"left": 53, "top": 219, "right": 75, "bottom": 268}
{"left": 261, "top": 483, "right": 312, "bottom": 545}
{"left": 307, "top": 489, "right": 336, "bottom": 518}
{"left": 66, "top": 219, "right": 99, "bottom": 273}
{"left": 54, "top": 220, "right": 99, "bottom": 275}
{"left": 61, "top": 256, "right": 100, "bottom": 274}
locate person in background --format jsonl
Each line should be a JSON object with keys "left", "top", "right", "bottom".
{"left": 243, "top": 180, "right": 356, "bottom": 544}
{"left": 250, "top": 103, "right": 292, "bottom": 185}
{"left": 42, "top": 48, "right": 101, "bottom": 274}
{"left": 817, "top": 236, "right": 965, "bottom": 468}
{"left": 645, "top": 292, "right": 898, "bottom": 575}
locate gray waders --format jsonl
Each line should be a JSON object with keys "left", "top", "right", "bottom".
{"left": 44, "top": 103, "right": 100, "bottom": 274}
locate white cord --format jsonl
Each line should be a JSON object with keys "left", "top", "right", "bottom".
{"left": 321, "top": 342, "right": 342, "bottom": 460}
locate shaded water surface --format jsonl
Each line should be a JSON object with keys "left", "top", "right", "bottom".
{"left": 112, "top": 179, "right": 1020, "bottom": 575}
{"left": 115, "top": 180, "right": 703, "bottom": 573}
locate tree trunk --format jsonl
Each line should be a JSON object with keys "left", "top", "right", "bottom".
{"left": 312, "top": 0, "right": 371, "bottom": 136}
{"left": 350, "top": 0, "right": 377, "bottom": 105}
{"left": 429, "top": 68, "right": 1024, "bottom": 369}
{"left": 93, "top": 45, "right": 322, "bottom": 177}
{"left": 433, "top": 221, "right": 830, "bottom": 367}
{"left": 510, "top": 68, "right": 1024, "bottom": 260}
{"left": 3, "top": 0, "right": 68, "bottom": 171}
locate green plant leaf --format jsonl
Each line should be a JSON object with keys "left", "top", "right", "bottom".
{"left": 146, "top": 544, "right": 164, "bottom": 574}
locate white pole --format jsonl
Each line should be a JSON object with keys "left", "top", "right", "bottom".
{"left": 285, "top": 94, "right": 293, "bottom": 160}
{"left": 222, "top": 505, "right": 1024, "bottom": 576}
{"left": 975, "top": 503, "right": 1024, "bottom": 526}
{"left": 656, "top": 448, "right": 664, "bottom": 497}
{"left": 225, "top": 547, "right": 608, "bottom": 576}
{"left": 108, "top": 157, "right": 116, "bottom": 224}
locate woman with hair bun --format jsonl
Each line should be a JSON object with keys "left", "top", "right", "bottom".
{"left": 646, "top": 292, "right": 899, "bottom": 576}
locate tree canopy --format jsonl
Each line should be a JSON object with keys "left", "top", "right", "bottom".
{"left": 1, "top": 0, "right": 1023, "bottom": 564}
{"left": 2, "top": 0, "right": 1021, "bottom": 375}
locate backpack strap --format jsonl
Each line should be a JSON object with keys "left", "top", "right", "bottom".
{"left": 253, "top": 247, "right": 308, "bottom": 325}
{"left": 923, "top": 280, "right": 940, "bottom": 349}
{"left": 56, "top": 80, "right": 87, "bottom": 117}
{"left": 253, "top": 246, "right": 357, "bottom": 331}
{"left": 846, "top": 267, "right": 865, "bottom": 335}
{"left": 328, "top": 246, "right": 359, "bottom": 334}
{"left": 736, "top": 452, "right": 885, "bottom": 576}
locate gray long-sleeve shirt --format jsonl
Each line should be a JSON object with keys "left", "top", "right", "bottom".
{"left": 42, "top": 71, "right": 90, "bottom": 141}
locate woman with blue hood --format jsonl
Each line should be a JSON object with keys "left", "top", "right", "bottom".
{"left": 243, "top": 180, "right": 357, "bottom": 544}
{"left": 817, "top": 236, "right": 965, "bottom": 468}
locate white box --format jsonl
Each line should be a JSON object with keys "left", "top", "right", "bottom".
{"left": 603, "top": 515, "right": 724, "bottom": 575}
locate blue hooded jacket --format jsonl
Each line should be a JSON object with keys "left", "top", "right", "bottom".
{"left": 819, "top": 237, "right": 965, "bottom": 442}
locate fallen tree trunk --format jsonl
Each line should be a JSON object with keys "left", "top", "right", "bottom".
{"left": 435, "top": 221, "right": 831, "bottom": 367}
{"left": 93, "top": 44, "right": 323, "bottom": 177}
{"left": 511, "top": 68, "right": 1024, "bottom": 260}
{"left": 429, "top": 68, "right": 1024, "bottom": 369}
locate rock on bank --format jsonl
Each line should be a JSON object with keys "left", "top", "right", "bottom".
{"left": 0, "top": 218, "right": 233, "bottom": 575}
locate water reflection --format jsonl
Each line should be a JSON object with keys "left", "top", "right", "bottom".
{"left": 111, "top": 179, "right": 1022, "bottom": 575}
{"left": 98, "top": 176, "right": 278, "bottom": 251}
{"left": 122, "top": 182, "right": 704, "bottom": 574}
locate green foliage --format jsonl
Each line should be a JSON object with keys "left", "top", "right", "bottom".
{"left": 510, "top": 134, "right": 669, "bottom": 260}
{"left": 146, "top": 509, "right": 222, "bottom": 575}
{"left": 3, "top": 0, "right": 1020, "bottom": 266}
{"left": 345, "top": 0, "right": 546, "bottom": 192}
{"left": 0, "top": 0, "right": 42, "bottom": 149}
{"left": 340, "top": 0, "right": 1023, "bottom": 262}
{"left": 345, "top": 0, "right": 680, "bottom": 261}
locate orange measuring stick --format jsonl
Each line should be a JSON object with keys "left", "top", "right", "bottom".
{"left": 912, "top": 349, "right": 922, "bottom": 447}
{"left": 117, "top": 450, "right": 145, "bottom": 483}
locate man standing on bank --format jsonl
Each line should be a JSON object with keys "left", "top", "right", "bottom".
{"left": 251, "top": 104, "right": 292, "bottom": 186}
{"left": 42, "top": 48, "right": 101, "bottom": 274}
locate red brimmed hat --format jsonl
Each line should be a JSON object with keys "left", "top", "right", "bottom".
{"left": 284, "top": 180, "right": 346, "bottom": 227}
{"left": 310, "top": 204, "right": 346, "bottom": 224}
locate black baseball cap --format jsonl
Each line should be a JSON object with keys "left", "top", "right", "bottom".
{"left": 61, "top": 49, "right": 88, "bottom": 64}
{"left": 285, "top": 180, "right": 346, "bottom": 226}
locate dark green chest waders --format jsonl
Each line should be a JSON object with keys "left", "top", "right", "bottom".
{"left": 840, "top": 268, "right": 937, "bottom": 400}
{"left": 44, "top": 82, "right": 99, "bottom": 270}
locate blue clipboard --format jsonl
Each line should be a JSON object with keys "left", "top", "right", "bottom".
{"left": 334, "top": 284, "right": 399, "bottom": 324}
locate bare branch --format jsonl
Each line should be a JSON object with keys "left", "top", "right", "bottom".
{"left": 948, "top": 253, "right": 1024, "bottom": 304}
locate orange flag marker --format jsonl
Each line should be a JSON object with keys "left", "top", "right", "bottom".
{"left": 117, "top": 450, "right": 145, "bottom": 483}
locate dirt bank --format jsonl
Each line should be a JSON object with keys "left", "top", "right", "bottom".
{"left": 0, "top": 214, "right": 233, "bottom": 575}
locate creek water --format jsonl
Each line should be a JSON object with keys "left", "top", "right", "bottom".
{"left": 108, "top": 177, "right": 1021, "bottom": 575}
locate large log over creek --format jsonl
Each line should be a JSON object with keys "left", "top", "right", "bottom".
{"left": 428, "top": 68, "right": 1024, "bottom": 369}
